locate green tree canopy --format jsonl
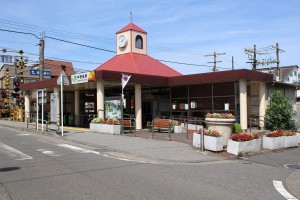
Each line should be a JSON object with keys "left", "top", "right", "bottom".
{"left": 265, "top": 91, "right": 296, "bottom": 131}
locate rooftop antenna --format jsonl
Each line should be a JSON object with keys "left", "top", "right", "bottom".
{"left": 130, "top": 11, "right": 133, "bottom": 23}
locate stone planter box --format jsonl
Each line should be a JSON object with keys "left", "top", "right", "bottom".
{"left": 205, "top": 118, "right": 235, "bottom": 145}
{"left": 297, "top": 133, "right": 300, "bottom": 144}
{"left": 90, "top": 123, "right": 121, "bottom": 135}
{"left": 204, "top": 135, "right": 224, "bottom": 151}
{"left": 174, "top": 125, "right": 183, "bottom": 133}
{"left": 193, "top": 132, "right": 201, "bottom": 148}
{"left": 285, "top": 135, "right": 298, "bottom": 148}
{"left": 227, "top": 139, "right": 262, "bottom": 155}
{"left": 263, "top": 136, "right": 285, "bottom": 150}
{"left": 193, "top": 133, "right": 224, "bottom": 151}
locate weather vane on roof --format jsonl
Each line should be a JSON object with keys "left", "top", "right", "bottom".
{"left": 130, "top": 11, "right": 133, "bottom": 23}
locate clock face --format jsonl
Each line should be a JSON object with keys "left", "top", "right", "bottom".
{"left": 118, "top": 35, "right": 128, "bottom": 48}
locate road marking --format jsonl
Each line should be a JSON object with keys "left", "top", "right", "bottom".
{"left": 57, "top": 144, "right": 100, "bottom": 155}
{"left": 36, "top": 149, "right": 62, "bottom": 156}
{"left": 18, "top": 134, "right": 31, "bottom": 136}
{"left": 102, "top": 153, "right": 159, "bottom": 164}
{"left": 0, "top": 142, "right": 32, "bottom": 160}
{"left": 57, "top": 144, "right": 158, "bottom": 164}
{"left": 273, "top": 180, "right": 298, "bottom": 200}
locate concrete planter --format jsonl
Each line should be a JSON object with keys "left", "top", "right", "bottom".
{"left": 193, "top": 133, "right": 224, "bottom": 151}
{"left": 285, "top": 135, "right": 298, "bottom": 148}
{"left": 205, "top": 118, "right": 235, "bottom": 145}
{"left": 90, "top": 123, "right": 121, "bottom": 135}
{"left": 297, "top": 133, "right": 300, "bottom": 144}
{"left": 193, "top": 132, "right": 201, "bottom": 147}
{"left": 227, "top": 139, "right": 261, "bottom": 155}
{"left": 263, "top": 136, "right": 285, "bottom": 150}
{"left": 204, "top": 135, "right": 224, "bottom": 152}
{"left": 174, "top": 125, "right": 183, "bottom": 133}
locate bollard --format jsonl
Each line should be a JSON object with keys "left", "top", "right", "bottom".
{"left": 201, "top": 128, "right": 204, "bottom": 152}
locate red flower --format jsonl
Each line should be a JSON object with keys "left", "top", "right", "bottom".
{"left": 231, "top": 133, "right": 258, "bottom": 142}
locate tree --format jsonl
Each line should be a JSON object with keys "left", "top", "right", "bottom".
{"left": 265, "top": 91, "right": 296, "bottom": 131}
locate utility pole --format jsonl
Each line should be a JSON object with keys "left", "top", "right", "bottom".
{"left": 232, "top": 56, "right": 234, "bottom": 70}
{"left": 204, "top": 51, "right": 226, "bottom": 72}
{"left": 245, "top": 44, "right": 258, "bottom": 70}
{"left": 273, "top": 43, "right": 285, "bottom": 80}
{"left": 39, "top": 32, "right": 45, "bottom": 81}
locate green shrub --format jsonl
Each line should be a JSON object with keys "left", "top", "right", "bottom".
{"left": 265, "top": 91, "right": 296, "bottom": 131}
{"left": 232, "top": 123, "right": 242, "bottom": 134}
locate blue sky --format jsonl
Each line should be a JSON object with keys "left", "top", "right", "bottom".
{"left": 0, "top": 0, "right": 299, "bottom": 74}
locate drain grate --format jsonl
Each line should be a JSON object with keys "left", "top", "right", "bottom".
{"left": 285, "top": 164, "right": 300, "bottom": 169}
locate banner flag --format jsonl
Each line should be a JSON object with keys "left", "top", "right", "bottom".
{"left": 121, "top": 73, "right": 131, "bottom": 89}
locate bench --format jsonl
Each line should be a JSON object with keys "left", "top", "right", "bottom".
{"left": 151, "top": 119, "right": 171, "bottom": 133}
{"left": 123, "top": 118, "right": 135, "bottom": 133}
{"left": 151, "top": 118, "right": 172, "bottom": 141}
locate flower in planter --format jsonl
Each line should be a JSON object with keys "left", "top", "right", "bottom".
{"left": 284, "top": 131, "right": 296, "bottom": 136}
{"left": 104, "top": 118, "right": 120, "bottom": 125}
{"left": 91, "top": 118, "right": 120, "bottom": 125}
{"left": 203, "top": 129, "right": 222, "bottom": 137}
{"left": 171, "top": 120, "right": 179, "bottom": 126}
{"left": 206, "top": 113, "right": 235, "bottom": 119}
{"left": 91, "top": 118, "right": 104, "bottom": 124}
{"left": 231, "top": 133, "right": 258, "bottom": 142}
{"left": 266, "top": 130, "right": 285, "bottom": 137}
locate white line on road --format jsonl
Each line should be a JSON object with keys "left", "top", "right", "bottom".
{"left": 273, "top": 180, "right": 298, "bottom": 200}
{"left": 57, "top": 144, "right": 158, "bottom": 164}
{"left": 0, "top": 142, "right": 33, "bottom": 160}
{"left": 18, "top": 134, "right": 31, "bottom": 136}
{"left": 36, "top": 149, "right": 62, "bottom": 156}
{"left": 57, "top": 144, "right": 100, "bottom": 155}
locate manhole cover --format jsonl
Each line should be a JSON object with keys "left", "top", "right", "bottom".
{"left": 285, "top": 164, "right": 300, "bottom": 169}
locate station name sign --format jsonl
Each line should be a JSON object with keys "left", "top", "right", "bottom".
{"left": 30, "top": 70, "right": 51, "bottom": 77}
{"left": 71, "top": 71, "right": 95, "bottom": 84}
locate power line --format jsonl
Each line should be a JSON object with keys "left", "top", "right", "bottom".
{"left": 45, "top": 36, "right": 116, "bottom": 53}
{"left": 0, "top": 28, "right": 232, "bottom": 71}
{"left": 0, "top": 28, "right": 39, "bottom": 39}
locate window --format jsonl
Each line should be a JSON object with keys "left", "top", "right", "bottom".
{"left": 294, "top": 71, "right": 297, "bottom": 76}
{"left": 135, "top": 35, "right": 143, "bottom": 49}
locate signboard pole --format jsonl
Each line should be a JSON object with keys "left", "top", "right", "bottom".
{"left": 121, "top": 89, "right": 124, "bottom": 135}
{"left": 61, "top": 74, "right": 64, "bottom": 136}
{"left": 36, "top": 91, "right": 38, "bottom": 130}
{"left": 42, "top": 90, "right": 44, "bottom": 131}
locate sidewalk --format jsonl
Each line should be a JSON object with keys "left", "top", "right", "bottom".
{"left": 0, "top": 120, "right": 227, "bottom": 164}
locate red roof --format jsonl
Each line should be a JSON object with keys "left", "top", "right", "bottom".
{"left": 95, "top": 53, "right": 182, "bottom": 77}
{"left": 32, "top": 59, "right": 74, "bottom": 77}
{"left": 116, "top": 23, "right": 147, "bottom": 34}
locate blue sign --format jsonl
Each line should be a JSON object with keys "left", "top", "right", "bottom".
{"left": 30, "top": 70, "right": 51, "bottom": 77}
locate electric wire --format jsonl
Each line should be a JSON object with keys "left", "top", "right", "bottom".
{"left": 0, "top": 25, "right": 234, "bottom": 71}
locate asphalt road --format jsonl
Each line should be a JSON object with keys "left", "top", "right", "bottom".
{"left": 0, "top": 126, "right": 299, "bottom": 200}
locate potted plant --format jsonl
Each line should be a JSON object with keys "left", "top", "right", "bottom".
{"left": 90, "top": 117, "right": 121, "bottom": 135}
{"left": 263, "top": 130, "right": 285, "bottom": 150}
{"left": 205, "top": 113, "right": 235, "bottom": 145}
{"left": 204, "top": 129, "right": 224, "bottom": 151}
{"left": 172, "top": 120, "right": 183, "bottom": 133}
{"left": 284, "top": 131, "right": 298, "bottom": 148}
{"left": 193, "top": 129, "right": 224, "bottom": 151}
{"left": 227, "top": 133, "right": 261, "bottom": 156}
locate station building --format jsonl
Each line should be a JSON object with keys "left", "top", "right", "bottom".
{"left": 20, "top": 23, "right": 297, "bottom": 130}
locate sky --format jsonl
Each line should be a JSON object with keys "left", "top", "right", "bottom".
{"left": 0, "top": 0, "right": 299, "bottom": 75}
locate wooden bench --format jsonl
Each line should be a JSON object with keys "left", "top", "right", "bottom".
{"left": 151, "top": 119, "right": 171, "bottom": 133}
{"left": 123, "top": 118, "right": 135, "bottom": 133}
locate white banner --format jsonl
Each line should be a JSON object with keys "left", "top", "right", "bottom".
{"left": 121, "top": 73, "right": 131, "bottom": 89}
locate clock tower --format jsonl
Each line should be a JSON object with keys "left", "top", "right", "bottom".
{"left": 116, "top": 23, "right": 147, "bottom": 55}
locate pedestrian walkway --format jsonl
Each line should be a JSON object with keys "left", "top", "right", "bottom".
{"left": 0, "top": 119, "right": 227, "bottom": 163}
